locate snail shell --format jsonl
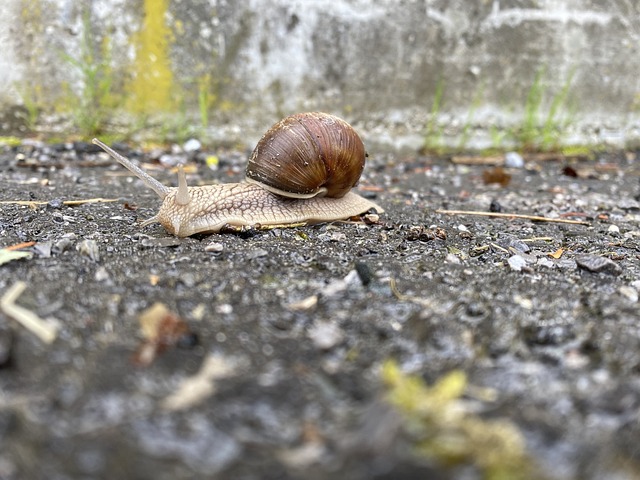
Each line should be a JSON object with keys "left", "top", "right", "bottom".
{"left": 245, "top": 112, "right": 366, "bottom": 199}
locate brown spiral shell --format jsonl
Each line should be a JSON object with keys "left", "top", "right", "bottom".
{"left": 245, "top": 112, "right": 366, "bottom": 199}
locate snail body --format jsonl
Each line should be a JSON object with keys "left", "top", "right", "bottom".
{"left": 93, "top": 112, "right": 383, "bottom": 237}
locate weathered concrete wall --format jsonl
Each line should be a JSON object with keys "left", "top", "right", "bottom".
{"left": 1, "top": 0, "right": 639, "bottom": 149}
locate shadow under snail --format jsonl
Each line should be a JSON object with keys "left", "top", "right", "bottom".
{"left": 92, "top": 112, "right": 383, "bottom": 237}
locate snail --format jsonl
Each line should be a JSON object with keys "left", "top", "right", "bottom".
{"left": 92, "top": 112, "right": 383, "bottom": 237}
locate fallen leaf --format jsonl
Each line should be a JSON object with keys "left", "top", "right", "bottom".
{"left": 133, "top": 302, "right": 197, "bottom": 366}
{"left": 162, "top": 354, "right": 236, "bottom": 411}
{"left": 548, "top": 248, "right": 564, "bottom": 259}
{"left": 0, "top": 249, "right": 32, "bottom": 266}
{"left": 482, "top": 167, "right": 511, "bottom": 186}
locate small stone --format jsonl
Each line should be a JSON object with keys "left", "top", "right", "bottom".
{"left": 363, "top": 213, "right": 379, "bottom": 224}
{"left": 502, "top": 237, "right": 530, "bottom": 253}
{"left": 536, "top": 257, "right": 555, "bottom": 269}
{"left": 619, "top": 286, "right": 638, "bottom": 302}
{"left": 54, "top": 233, "right": 77, "bottom": 254}
{"left": 575, "top": 254, "right": 622, "bottom": 275}
{"left": 47, "top": 198, "right": 63, "bottom": 209}
{"left": 287, "top": 295, "right": 318, "bottom": 311}
{"left": 159, "top": 154, "right": 185, "bottom": 168}
{"left": 34, "top": 242, "right": 52, "bottom": 258}
{"left": 504, "top": 151, "right": 524, "bottom": 168}
{"left": 445, "top": 253, "right": 461, "bottom": 264}
{"left": 307, "top": 320, "right": 344, "bottom": 350}
{"left": 77, "top": 239, "right": 100, "bottom": 262}
{"left": 513, "top": 294, "right": 533, "bottom": 310}
{"left": 204, "top": 242, "right": 224, "bottom": 254}
{"left": 183, "top": 138, "right": 202, "bottom": 152}
{"left": 322, "top": 270, "right": 361, "bottom": 297}
{"left": 354, "top": 261, "right": 373, "bottom": 286}
{"left": 94, "top": 266, "right": 109, "bottom": 282}
{"left": 180, "top": 272, "right": 197, "bottom": 288}
{"left": 247, "top": 249, "right": 268, "bottom": 259}
{"left": 216, "top": 304, "right": 233, "bottom": 315}
{"left": 607, "top": 224, "right": 620, "bottom": 234}
{"left": 557, "top": 258, "right": 578, "bottom": 270}
{"left": 508, "top": 254, "right": 527, "bottom": 272}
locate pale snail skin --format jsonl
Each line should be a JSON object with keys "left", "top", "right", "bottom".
{"left": 91, "top": 113, "right": 383, "bottom": 237}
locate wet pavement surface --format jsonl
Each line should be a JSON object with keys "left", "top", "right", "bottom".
{"left": 1, "top": 141, "right": 640, "bottom": 479}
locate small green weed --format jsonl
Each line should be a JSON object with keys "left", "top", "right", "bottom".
{"left": 457, "top": 82, "right": 484, "bottom": 151}
{"left": 60, "top": 7, "right": 119, "bottom": 137}
{"left": 382, "top": 360, "right": 540, "bottom": 480}
{"left": 513, "top": 67, "right": 575, "bottom": 151}
{"left": 16, "top": 86, "right": 41, "bottom": 131}
{"left": 423, "top": 78, "right": 446, "bottom": 153}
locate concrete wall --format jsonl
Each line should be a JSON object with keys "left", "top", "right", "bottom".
{"left": 2, "top": 0, "right": 640, "bottom": 150}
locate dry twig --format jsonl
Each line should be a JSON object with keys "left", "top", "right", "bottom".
{"left": 0, "top": 198, "right": 119, "bottom": 207}
{"left": 436, "top": 209, "right": 590, "bottom": 226}
{"left": 0, "top": 282, "right": 59, "bottom": 344}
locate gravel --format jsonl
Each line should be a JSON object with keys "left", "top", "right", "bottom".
{"left": 1, "top": 142, "right": 640, "bottom": 479}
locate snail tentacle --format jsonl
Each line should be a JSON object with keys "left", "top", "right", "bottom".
{"left": 175, "top": 166, "right": 191, "bottom": 206}
{"left": 92, "top": 139, "right": 169, "bottom": 199}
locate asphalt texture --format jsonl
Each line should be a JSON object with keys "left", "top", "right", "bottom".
{"left": 1, "top": 141, "right": 640, "bottom": 480}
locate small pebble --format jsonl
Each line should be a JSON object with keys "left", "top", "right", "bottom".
{"left": 513, "top": 294, "right": 533, "bottom": 310}
{"left": 536, "top": 257, "right": 555, "bottom": 269}
{"left": 607, "top": 225, "right": 620, "bottom": 234}
{"left": 183, "top": 138, "right": 202, "bottom": 152}
{"left": 557, "top": 258, "right": 578, "bottom": 270}
{"left": 47, "top": 198, "right": 63, "bottom": 209}
{"left": 216, "top": 304, "right": 233, "bottom": 315}
{"left": 205, "top": 242, "right": 224, "bottom": 254}
{"left": 54, "top": 233, "right": 77, "bottom": 254}
{"left": 34, "top": 242, "right": 52, "bottom": 258}
{"left": 94, "top": 266, "right": 109, "bottom": 282}
{"left": 287, "top": 295, "right": 318, "bottom": 311}
{"left": 504, "top": 151, "right": 525, "bottom": 168}
{"left": 502, "top": 237, "right": 530, "bottom": 253}
{"left": 77, "top": 239, "right": 100, "bottom": 262}
{"left": 363, "top": 213, "right": 379, "bottom": 224}
{"left": 445, "top": 253, "right": 461, "bottom": 264}
{"left": 159, "top": 154, "right": 185, "bottom": 168}
{"left": 354, "top": 262, "right": 373, "bottom": 286}
{"left": 322, "top": 270, "right": 361, "bottom": 297}
{"left": 307, "top": 320, "right": 344, "bottom": 350}
{"left": 575, "top": 254, "right": 622, "bottom": 275}
{"left": 619, "top": 286, "right": 638, "bottom": 302}
{"left": 247, "top": 249, "right": 268, "bottom": 259}
{"left": 508, "top": 254, "right": 527, "bottom": 272}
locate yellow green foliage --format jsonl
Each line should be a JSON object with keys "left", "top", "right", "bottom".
{"left": 382, "top": 360, "right": 540, "bottom": 480}
{"left": 0, "top": 137, "right": 22, "bottom": 147}
{"left": 128, "top": 0, "right": 177, "bottom": 114}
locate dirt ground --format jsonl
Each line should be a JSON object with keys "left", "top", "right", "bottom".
{"left": 1, "top": 141, "right": 640, "bottom": 479}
